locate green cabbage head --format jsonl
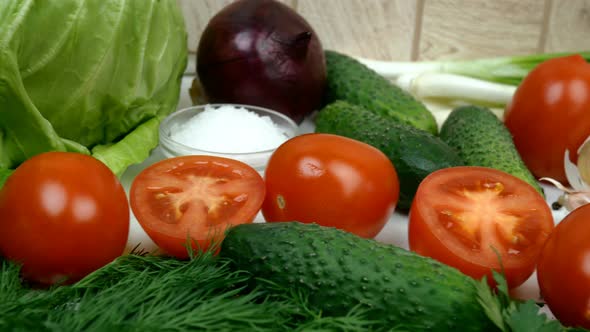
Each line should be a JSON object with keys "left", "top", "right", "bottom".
{"left": 0, "top": 0, "right": 187, "bottom": 176}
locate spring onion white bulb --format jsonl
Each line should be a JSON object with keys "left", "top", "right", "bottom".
{"left": 395, "top": 72, "right": 516, "bottom": 107}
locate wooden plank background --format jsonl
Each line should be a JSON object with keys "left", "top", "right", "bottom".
{"left": 178, "top": 0, "right": 590, "bottom": 66}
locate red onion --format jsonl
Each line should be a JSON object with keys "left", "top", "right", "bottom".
{"left": 196, "top": 0, "right": 326, "bottom": 124}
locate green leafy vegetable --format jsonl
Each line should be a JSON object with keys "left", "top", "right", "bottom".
{"left": 0, "top": 254, "right": 282, "bottom": 331}
{"left": 0, "top": 0, "right": 187, "bottom": 175}
{"left": 476, "top": 271, "right": 581, "bottom": 332}
{"left": 505, "top": 301, "right": 563, "bottom": 332}
{"left": 0, "top": 251, "right": 582, "bottom": 331}
{"left": 476, "top": 277, "right": 507, "bottom": 331}
{"left": 0, "top": 253, "right": 376, "bottom": 331}
{"left": 92, "top": 117, "right": 161, "bottom": 176}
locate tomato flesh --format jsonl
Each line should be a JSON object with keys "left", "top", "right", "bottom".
{"left": 537, "top": 204, "right": 590, "bottom": 329}
{"left": 409, "top": 166, "right": 554, "bottom": 288}
{"left": 130, "top": 156, "right": 265, "bottom": 258}
{"left": 0, "top": 152, "right": 129, "bottom": 285}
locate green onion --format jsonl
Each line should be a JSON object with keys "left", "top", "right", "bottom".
{"left": 355, "top": 51, "right": 589, "bottom": 112}
{"left": 395, "top": 72, "right": 517, "bottom": 107}
{"left": 356, "top": 51, "right": 590, "bottom": 85}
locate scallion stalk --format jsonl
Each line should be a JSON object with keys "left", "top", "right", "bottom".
{"left": 357, "top": 51, "right": 590, "bottom": 112}
{"left": 395, "top": 72, "right": 517, "bottom": 107}
{"left": 357, "top": 51, "right": 590, "bottom": 85}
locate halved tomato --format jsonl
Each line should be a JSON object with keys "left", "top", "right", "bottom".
{"left": 130, "top": 155, "right": 265, "bottom": 259}
{"left": 408, "top": 166, "right": 554, "bottom": 288}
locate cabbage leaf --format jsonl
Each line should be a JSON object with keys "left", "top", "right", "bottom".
{"left": 0, "top": 0, "right": 187, "bottom": 175}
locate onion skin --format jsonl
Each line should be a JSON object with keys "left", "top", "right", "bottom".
{"left": 196, "top": 0, "right": 326, "bottom": 124}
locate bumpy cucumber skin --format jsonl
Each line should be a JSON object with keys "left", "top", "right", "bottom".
{"left": 439, "top": 105, "right": 543, "bottom": 195}
{"left": 220, "top": 222, "right": 495, "bottom": 331}
{"left": 315, "top": 100, "right": 464, "bottom": 209}
{"left": 324, "top": 50, "right": 438, "bottom": 135}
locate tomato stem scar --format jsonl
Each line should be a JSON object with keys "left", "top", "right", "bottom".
{"left": 277, "top": 195, "right": 286, "bottom": 209}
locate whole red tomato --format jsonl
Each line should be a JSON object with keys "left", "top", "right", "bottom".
{"left": 262, "top": 133, "right": 399, "bottom": 238}
{"left": 504, "top": 55, "right": 590, "bottom": 183}
{"left": 0, "top": 152, "right": 129, "bottom": 285}
{"left": 409, "top": 166, "right": 554, "bottom": 289}
{"left": 537, "top": 204, "right": 590, "bottom": 329}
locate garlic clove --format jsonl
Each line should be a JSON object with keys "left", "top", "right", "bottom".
{"left": 540, "top": 177, "right": 590, "bottom": 212}
{"left": 576, "top": 134, "right": 590, "bottom": 155}
{"left": 564, "top": 149, "right": 588, "bottom": 191}
{"left": 542, "top": 137, "right": 590, "bottom": 212}
{"left": 563, "top": 191, "right": 590, "bottom": 212}
{"left": 576, "top": 136, "right": 590, "bottom": 186}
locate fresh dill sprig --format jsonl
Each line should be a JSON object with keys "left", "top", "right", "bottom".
{"left": 0, "top": 252, "right": 376, "bottom": 332}
{"left": 0, "top": 254, "right": 297, "bottom": 332}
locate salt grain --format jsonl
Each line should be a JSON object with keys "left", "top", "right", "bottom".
{"left": 170, "top": 104, "right": 290, "bottom": 153}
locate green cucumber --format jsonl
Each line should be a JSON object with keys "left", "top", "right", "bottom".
{"left": 439, "top": 105, "right": 543, "bottom": 195}
{"left": 219, "top": 222, "right": 496, "bottom": 331}
{"left": 324, "top": 50, "right": 438, "bottom": 135}
{"left": 315, "top": 100, "right": 463, "bottom": 209}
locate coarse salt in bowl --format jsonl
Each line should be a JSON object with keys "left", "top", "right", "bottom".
{"left": 159, "top": 104, "right": 298, "bottom": 173}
